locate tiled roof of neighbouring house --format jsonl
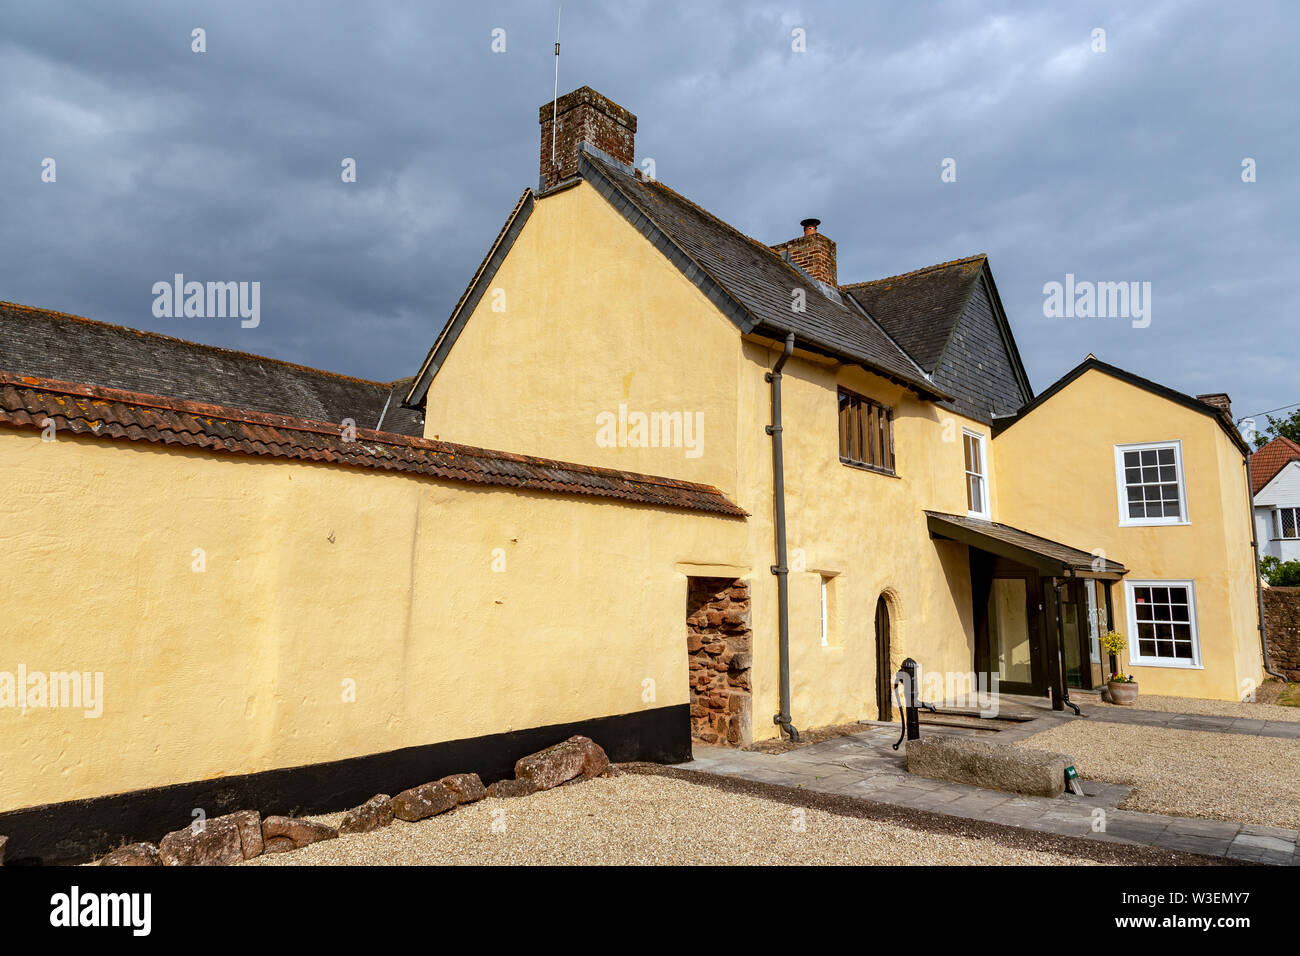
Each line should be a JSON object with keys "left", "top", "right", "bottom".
{"left": 0, "top": 372, "right": 747, "bottom": 517}
{"left": 0, "top": 300, "right": 426, "bottom": 437}
{"left": 1250, "top": 435, "right": 1300, "bottom": 496}
{"left": 842, "top": 255, "right": 988, "bottom": 374}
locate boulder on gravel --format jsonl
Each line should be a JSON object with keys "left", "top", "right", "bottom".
{"left": 438, "top": 773, "right": 487, "bottom": 804}
{"left": 339, "top": 794, "right": 394, "bottom": 834}
{"left": 100, "top": 843, "right": 160, "bottom": 866}
{"left": 261, "top": 816, "right": 338, "bottom": 850}
{"left": 906, "top": 735, "right": 1075, "bottom": 797}
{"left": 391, "top": 782, "right": 457, "bottom": 821}
{"left": 514, "top": 735, "right": 610, "bottom": 791}
{"left": 223, "top": 810, "right": 264, "bottom": 859}
{"left": 486, "top": 778, "right": 536, "bottom": 799}
{"left": 159, "top": 815, "right": 245, "bottom": 866}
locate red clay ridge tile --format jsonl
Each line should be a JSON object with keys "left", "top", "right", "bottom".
{"left": 0, "top": 371, "right": 747, "bottom": 518}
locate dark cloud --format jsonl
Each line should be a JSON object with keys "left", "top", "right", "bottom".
{"left": 2, "top": 0, "right": 1295, "bottom": 422}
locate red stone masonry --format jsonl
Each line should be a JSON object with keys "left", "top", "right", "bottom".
{"left": 1264, "top": 587, "right": 1300, "bottom": 681}
{"left": 686, "top": 578, "right": 753, "bottom": 746}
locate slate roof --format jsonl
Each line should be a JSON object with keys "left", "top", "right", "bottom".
{"left": 571, "top": 150, "right": 946, "bottom": 399}
{"left": 1250, "top": 435, "right": 1300, "bottom": 496}
{"left": 842, "top": 255, "right": 988, "bottom": 373}
{"left": 0, "top": 372, "right": 747, "bottom": 517}
{"left": 925, "top": 511, "right": 1127, "bottom": 576}
{"left": 0, "top": 300, "right": 425, "bottom": 436}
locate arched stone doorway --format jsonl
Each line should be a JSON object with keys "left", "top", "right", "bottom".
{"left": 875, "top": 594, "right": 892, "bottom": 722}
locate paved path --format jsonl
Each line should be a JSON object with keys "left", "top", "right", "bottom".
{"left": 677, "top": 720, "right": 1299, "bottom": 865}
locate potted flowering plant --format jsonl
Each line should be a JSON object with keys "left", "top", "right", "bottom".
{"left": 1100, "top": 630, "right": 1139, "bottom": 704}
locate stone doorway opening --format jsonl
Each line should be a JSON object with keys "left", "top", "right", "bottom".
{"left": 686, "top": 577, "right": 752, "bottom": 747}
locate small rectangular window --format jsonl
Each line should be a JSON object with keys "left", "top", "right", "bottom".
{"left": 820, "top": 576, "right": 830, "bottom": 648}
{"left": 963, "top": 429, "right": 989, "bottom": 518}
{"left": 1125, "top": 580, "right": 1201, "bottom": 667}
{"left": 1275, "top": 507, "right": 1300, "bottom": 539}
{"left": 838, "top": 389, "right": 895, "bottom": 474}
{"left": 1114, "top": 441, "right": 1188, "bottom": 526}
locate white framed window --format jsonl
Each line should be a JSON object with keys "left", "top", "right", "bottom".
{"left": 963, "top": 429, "right": 990, "bottom": 519}
{"left": 1273, "top": 507, "right": 1300, "bottom": 539}
{"left": 1123, "top": 580, "right": 1201, "bottom": 668}
{"left": 1114, "top": 441, "right": 1189, "bottom": 526}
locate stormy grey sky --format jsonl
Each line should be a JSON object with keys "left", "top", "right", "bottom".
{"left": 2, "top": 0, "right": 1296, "bottom": 424}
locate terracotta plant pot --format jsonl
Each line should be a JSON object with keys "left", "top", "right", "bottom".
{"left": 1107, "top": 680, "right": 1139, "bottom": 706}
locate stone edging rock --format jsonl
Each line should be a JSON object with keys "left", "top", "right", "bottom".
{"left": 69, "top": 735, "right": 610, "bottom": 866}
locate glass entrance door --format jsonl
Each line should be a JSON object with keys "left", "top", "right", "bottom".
{"left": 1083, "top": 579, "right": 1106, "bottom": 687}
{"left": 987, "top": 572, "right": 1043, "bottom": 694}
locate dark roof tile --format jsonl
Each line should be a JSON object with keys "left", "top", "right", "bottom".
{"left": 843, "top": 255, "right": 987, "bottom": 373}
{"left": 576, "top": 152, "right": 946, "bottom": 398}
{"left": 0, "top": 300, "right": 425, "bottom": 436}
{"left": 1250, "top": 435, "right": 1300, "bottom": 496}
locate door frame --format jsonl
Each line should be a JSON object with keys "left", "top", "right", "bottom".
{"left": 979, "top": 566, "right": 1048, "bottom": 697}
{"left": 874, "top": 595, "right": 892, "bottom": 722}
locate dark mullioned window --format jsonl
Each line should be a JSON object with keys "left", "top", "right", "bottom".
{"left": 838, "top": 389, "right": 895, "bottom": 474}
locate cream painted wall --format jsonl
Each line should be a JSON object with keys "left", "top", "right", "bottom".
{"left": 422, "top": 181, "right": 744, "bottom": 499}
{"left": 992, "top": 368, "right": 1263, "bottom": 700}
{"left": 737, "top": 341, "right": 987, "bottom": 738}
{"left": 0, "top": 430, "right": 745, "bottom": 811}
{"left": 420, "top": 180, "right": 998, "bottom": 742}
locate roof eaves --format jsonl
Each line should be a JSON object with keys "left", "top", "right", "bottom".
{"left": 0, "top": 371, "right": 748, "bottom": 518}
{"left": 994, "top": 357, "right": 1251, "bottom": 456}
{"left": 924, "top": 510, "right": 1127, "bottom": 576}
{"left": 976, "top": 262, "right": 1034, "bottom": 401}
{"left": 404, "top": 188, "right": 535, "bottom": 408}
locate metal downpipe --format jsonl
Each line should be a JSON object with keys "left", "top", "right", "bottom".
{"left": 1246, "top": 455, "right": 1287, "bottom": 683}
{"left": 767, "top": 333, "right": 800, "bottom": 741}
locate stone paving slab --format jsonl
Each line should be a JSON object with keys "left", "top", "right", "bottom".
{"left": 682, "top": 724, "right": 1299, "bottom": 865}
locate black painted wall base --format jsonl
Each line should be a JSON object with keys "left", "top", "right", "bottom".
{"left": 0, "top": 703, "right": 690, "bottom": 865}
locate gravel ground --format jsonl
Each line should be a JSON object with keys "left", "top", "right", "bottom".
{"left": 1097, "top": 691, "right": 1300, "bottom": 722}
{"left": 244, "top": 772, "right": 1098, "bottom": 866}
{"left": 1019, "top": 721, "right": 1300, "bottom": 829}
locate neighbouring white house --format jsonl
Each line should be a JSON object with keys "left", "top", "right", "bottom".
{"left": 1251, "top": 435, "right": 1300, "bottom": 562}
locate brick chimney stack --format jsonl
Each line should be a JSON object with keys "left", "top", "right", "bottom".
{"left": 1197, "top": 393, "right": 1233, "bottom": 418}
{"left": 771, "top": 219, "right": 837, "bottom": 286}
{"left": 539, "top": 86, "right": 637, "bottom": 191}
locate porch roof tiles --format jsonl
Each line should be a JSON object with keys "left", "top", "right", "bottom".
{"left": 925, "top": 511, "right": 1127, "bottom": 578}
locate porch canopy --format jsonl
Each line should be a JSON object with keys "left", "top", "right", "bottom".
{"left": 923, "top": 511, "right": 1127, "bottom": 579}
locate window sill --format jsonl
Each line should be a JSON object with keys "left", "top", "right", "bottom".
{"left": 839, "top": 457, "right": 898, "bottom": 478}
{"left": 1127, "top": 660, "right": 1204, "bottom": 670}
{"left": 1118, "top": 519, "right": 1190, "bottom": 528}
{"left": 967, "top": 510, "right": 992, "bottom": 521}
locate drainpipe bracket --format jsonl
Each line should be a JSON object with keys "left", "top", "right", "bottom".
{"left": 770, "top": 565, "right": 787, "bottom": 575}
{"left": 765, "top": 424, "right": 781, "bottom": 435}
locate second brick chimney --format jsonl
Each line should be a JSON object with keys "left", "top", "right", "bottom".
{"left": 539, "top": 86, "right": 637, "bottom": 191}
{"left": 771, "top": 219, "right": 837, "bottom": 286}
{"left": 1197, "top": 392, "right": 1233, "bottom": 418}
